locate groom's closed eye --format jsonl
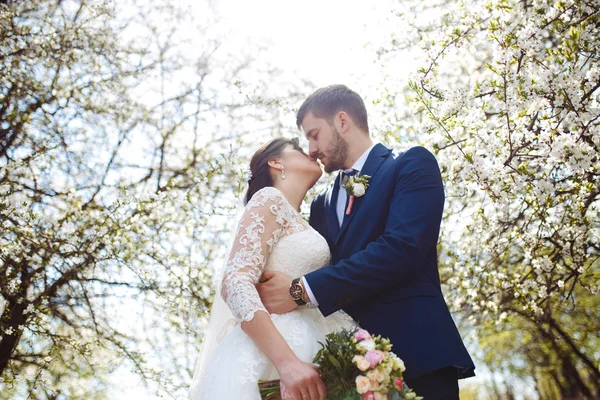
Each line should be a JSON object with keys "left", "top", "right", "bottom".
{"left": 305, "top": 129, "right": 318, "bottom": 140}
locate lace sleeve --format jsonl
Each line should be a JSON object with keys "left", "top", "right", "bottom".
{"left": 221, "top": 187, "right": 289, "bottom": 323}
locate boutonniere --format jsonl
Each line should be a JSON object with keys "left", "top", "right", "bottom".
{"left": 342, "top": 174, "right": 371, "bottom": 215}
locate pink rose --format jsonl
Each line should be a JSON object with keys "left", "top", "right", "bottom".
{"left": 363, "top": 391, "right": 374, "bottom": 400}
{"left": 395, "top": 377, "right": 404, "bottom": 388}
{"left": 365, "top": 350, "right": 384, "bottom": 368}
{"left": 354, "top": 329, "right": 371, "bottom": 341}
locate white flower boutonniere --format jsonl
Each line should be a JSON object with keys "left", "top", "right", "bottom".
{"left": 343, "top": 173, "right": 371, "bottom": 215}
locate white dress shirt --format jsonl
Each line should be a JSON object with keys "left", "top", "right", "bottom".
{"left": 302, "top": 143, "right": 377, "bottom": 306}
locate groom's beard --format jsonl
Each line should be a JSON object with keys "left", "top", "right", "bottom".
{"left": 323, "top": 128, "right": 349, "bottom": 173}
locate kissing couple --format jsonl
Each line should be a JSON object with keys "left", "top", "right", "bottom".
{"left": 189, "top": 84, "right": 475, "bottom": 400}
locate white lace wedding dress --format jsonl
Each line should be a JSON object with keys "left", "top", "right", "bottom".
{"left": 188, "top": 187, "right": 354, "bottom": 399}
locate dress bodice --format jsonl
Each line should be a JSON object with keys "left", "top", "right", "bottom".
{"left": 266, "top": 228, "right": 330, "bottom": 277}
{"left": 220, "top": 186, "right": 330, "bottom": 323}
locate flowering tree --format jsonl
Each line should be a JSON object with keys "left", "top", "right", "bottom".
{"left": 0, "top": 0, "right": 303, "bottom": 397}
{"left": 380, "top": 0, "right": 599, "bottom": 397}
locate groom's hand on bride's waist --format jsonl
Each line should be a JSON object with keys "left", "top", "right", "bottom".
{"left": 257, "top": 270, "right": 298, "bottom": 314}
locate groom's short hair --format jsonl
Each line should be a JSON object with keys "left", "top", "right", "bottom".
{"left": 296, "top": 84, "right": 369, "bottom": 133}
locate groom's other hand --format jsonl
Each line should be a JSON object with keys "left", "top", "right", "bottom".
{"left": 257, "top": 270, "right": 297, "bottom": 314}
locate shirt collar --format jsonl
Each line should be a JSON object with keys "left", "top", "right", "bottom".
{"left": 344, "top": 143, "right": 377, "bottom": 174}
{"left": 339, "top": 143, "right": 377, "bottom": 185}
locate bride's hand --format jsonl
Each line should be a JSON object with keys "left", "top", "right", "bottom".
{"left": 257, "top": 270, "right": 298, "bottom": 314}
{"left": 277, "top": 358, "right": 327, "bottom": 400}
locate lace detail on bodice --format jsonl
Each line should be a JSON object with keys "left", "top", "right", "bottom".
{"left": 221, "top": 186, "right": 328, "bottom": 323}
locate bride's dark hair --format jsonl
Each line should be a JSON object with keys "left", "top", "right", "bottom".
{"left": 245, "top": 137, "right": 303, "bottom": 204}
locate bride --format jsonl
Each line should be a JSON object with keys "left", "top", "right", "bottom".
{"left": 188, "top": 138, "right": 353, "bottom": 400}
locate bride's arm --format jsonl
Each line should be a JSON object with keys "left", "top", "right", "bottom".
{"left": 220, "top": 188, "right": 325, "bottom": 400}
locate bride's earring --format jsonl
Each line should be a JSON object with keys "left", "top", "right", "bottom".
{"left": 281, "top": 165, "right": 285, "bottom": 180}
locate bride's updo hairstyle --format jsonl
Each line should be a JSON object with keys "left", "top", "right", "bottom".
{"left": 245, "top": 137, "right": 303, "bottom": 205}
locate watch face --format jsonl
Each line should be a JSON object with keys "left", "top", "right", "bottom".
{"left": 290, "top": 284, "right": 303, "bottom": 301}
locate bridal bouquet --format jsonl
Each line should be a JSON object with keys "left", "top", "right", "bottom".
{"left": 259, "top": 328, "right": 421, "bottom": 400}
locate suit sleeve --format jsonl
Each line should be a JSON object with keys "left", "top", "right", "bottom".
{"left": 308, "top": 196, "right": 319, "bottom": 230}
{"left": 308, "top": 192, "right": 326, "bottom": 232}
{"left": 304, "top": 147, "right": 445, "bottom": 317}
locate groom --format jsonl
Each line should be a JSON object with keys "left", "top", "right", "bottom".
{"left": 258, "top": 85, "right": 475, "bottom": 399}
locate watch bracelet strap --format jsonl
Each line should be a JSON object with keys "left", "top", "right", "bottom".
{"left": 291, "top": 278, "right": 307, "bottom": 306}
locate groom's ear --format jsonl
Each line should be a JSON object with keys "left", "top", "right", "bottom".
{"left": 335, "top": 111, "right": 351, "bottom": 133}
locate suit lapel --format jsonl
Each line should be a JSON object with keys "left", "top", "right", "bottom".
{"left": 335, "top": 144, "right": 391, "bottom": 245}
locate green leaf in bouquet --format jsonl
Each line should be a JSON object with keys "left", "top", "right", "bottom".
{"left": 325, "top": 388, "right": 362, "bottom": 400}
{"left": 312, "top": 328, "right": 364, "bottom": 398}
{"left": 327, "top": 354, "right": 342, "bottom": 370}
{"left": 258, "top": 379, "right": 282, "bottom": 400}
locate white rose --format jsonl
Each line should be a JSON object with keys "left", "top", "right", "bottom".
{"left": 367, "top": 368, "right": 386, "bottom": 383}
{"left": 355, "top": 375, "right": 371, "bottom": 394}
{"left": 369, "top": 379, "right": 381, "bottom": 392}
{"left": 353, "top": 183, "right": 366, "bottom": 197}
{"left": 357, "top": 339, "right": 375, "bottom": 352}
{"left": 353, "top": 355, "right": 371, "bottom": 372}
{"left": 393, "top": 355, "right": 406, "bottom": 372}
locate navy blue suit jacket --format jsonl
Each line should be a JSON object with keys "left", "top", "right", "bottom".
{"left": 306, "top": 144, "right": 475, "bottom": 380}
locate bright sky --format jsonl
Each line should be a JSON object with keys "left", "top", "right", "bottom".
{"left": 213, "top": 0, "right": 398, "bottom": 87}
